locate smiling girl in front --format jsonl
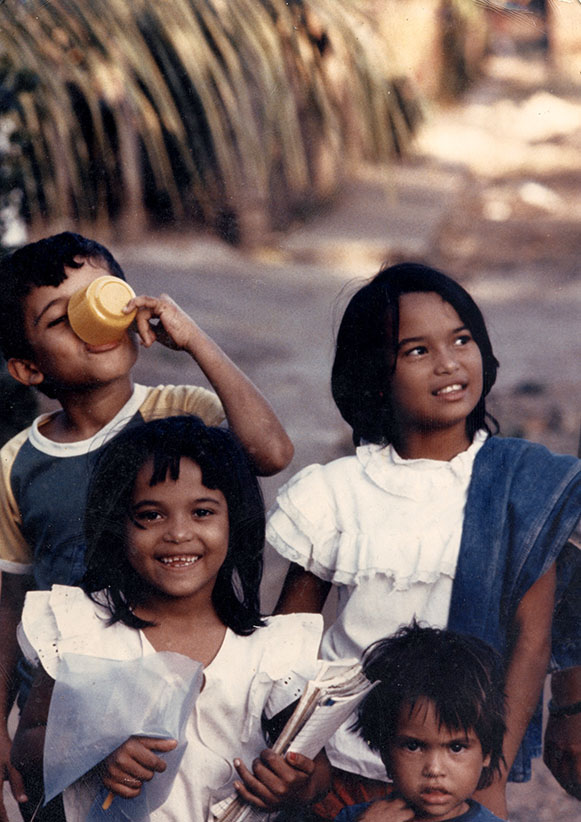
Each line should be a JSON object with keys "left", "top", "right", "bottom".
{"left": 12, "top": 416, "right": 328, "bottom": 821}
{"left": 267, "top": 263, "right": 581, "bottom": 819}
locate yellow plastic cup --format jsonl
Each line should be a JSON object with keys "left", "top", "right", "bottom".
{"left": 68, "top": 276, "right": 137, "bottom": 345}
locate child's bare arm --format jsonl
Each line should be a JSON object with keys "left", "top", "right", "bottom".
{"left": 274, "top": 562, "right": 331, "bottom": 614}
{"left": 233, "top": 748, "right": 330, "bottom": 809}
{"left": 0, "top": 573, "right": 31, "bottom": 817}
{"left": 10, "top": 665, "right": 53, "bottom": 796}
{"left": 543, "top": 665, "right": 581, "bottom": 799}
{"left": 99, "top": 736, "right": 177, "bottom": 799}
{"left": 126, "top": 293, "right": 293, "bottom": 476}
{"left": 474, "top": 563, "right": 557, "bottom": 818}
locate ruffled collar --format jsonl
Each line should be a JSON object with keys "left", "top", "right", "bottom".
{"left": 356, "top": 430, "right": 488, "bottom": 500}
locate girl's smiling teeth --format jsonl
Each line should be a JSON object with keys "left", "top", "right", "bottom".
{"left": 157, "top": 554, "right": 201, "bottom": 568}
{"left": 433, "top": 383, "right": 465, "bottom": 396}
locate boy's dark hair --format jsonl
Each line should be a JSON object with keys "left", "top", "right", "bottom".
{"left": 356, "top": 622, "right": 506, "bottom": 790}
{"left": 0, "top": 231, "right": 125, "bottom": 360}
{"left": 331, "top": 262, "right": 499, "bottom": 446}
{"left": 82, "top": 415, "right": 265, "bottom": 636}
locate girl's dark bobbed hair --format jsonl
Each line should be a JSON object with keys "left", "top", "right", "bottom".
{"left": 82, "top": 415, "right": 265, "bottom": 635}
{"left": 331, "top": 262, "right": 499, "bottom": 446}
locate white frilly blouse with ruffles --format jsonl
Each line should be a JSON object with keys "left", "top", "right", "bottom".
{"left": 18, "top": 586, "right": 323, "bottom": 821}
{"left": 266, "top": 431, "right": 488, "bottom": 780}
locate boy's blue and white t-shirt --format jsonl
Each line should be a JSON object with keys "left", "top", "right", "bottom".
{"left": 0, "top": 383, "right": 223, "bottom": 588}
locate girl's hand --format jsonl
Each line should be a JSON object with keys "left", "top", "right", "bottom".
{"left": 125, "top": 294, "right": 199, "bottom": 351}
{"left": 100, "top": 736, "right": 177, "bottom": 799}
{"left": 544, "top": 666, "right": 581, "bottom": 799}
{"left": 544, "top": 711, "right": 581, "bottom": 799}
{"left": 358, "top": 797, "right": 415, "bottom": 822}
{"left": 233, "top": 750, "right": 319, "bottom": 808}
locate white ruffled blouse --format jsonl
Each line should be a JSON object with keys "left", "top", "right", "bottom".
{"left": 266, "top": 432, "right": 487, "bottom": 779}
{"left": 19, "top": 586, "right": 323, "bottom": 821}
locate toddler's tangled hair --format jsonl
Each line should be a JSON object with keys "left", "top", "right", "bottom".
{"left": 356, "top": 621, "right": 506, "bottom": 789}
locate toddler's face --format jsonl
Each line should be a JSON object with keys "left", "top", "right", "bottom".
{"left": 388, "top": 698, "right": 489, "bottom": 820}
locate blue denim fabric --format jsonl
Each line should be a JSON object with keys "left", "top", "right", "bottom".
{"left": 448, "top": 437, "right": 581, "bottom": 782}
{"left": 334, "top": 800, "right": 501, "bottom": 821}
{"left": 334, "top": 801, "right": 372, "bottom": 822}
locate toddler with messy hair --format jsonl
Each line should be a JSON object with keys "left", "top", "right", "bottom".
{"left": 338, "top": 622, "right": 506, "bottom": 822}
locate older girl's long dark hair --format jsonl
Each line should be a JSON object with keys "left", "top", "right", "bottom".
{"left": 331, "top": 262, "right": 499, "bottom": 446}
{"left": 82, "top": 415, "right": 264, "bottom": 635}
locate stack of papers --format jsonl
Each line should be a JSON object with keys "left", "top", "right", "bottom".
{"left": 214, "top": 659, "right": 375, "bottom": 822}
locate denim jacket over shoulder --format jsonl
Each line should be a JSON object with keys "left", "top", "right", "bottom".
{"left": 448, "top": 436, "right": 581, "bottom": 781}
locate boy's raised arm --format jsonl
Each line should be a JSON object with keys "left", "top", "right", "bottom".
{"left": 127, "top": 294, "right": 294, "bottom": 476}
{"left": 0, "top": 572, "right": 30, "bottom": 819}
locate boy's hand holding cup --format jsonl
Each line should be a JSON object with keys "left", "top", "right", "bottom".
{"left": 67, "top": 276, "right": 198, "bottom": 354}
{"left": 124, "top": 294, "right": 201, "bottom": 352}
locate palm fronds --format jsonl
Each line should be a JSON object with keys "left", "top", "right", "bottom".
{"left": 0, "top": 0, "right": 423, "bottom": 242}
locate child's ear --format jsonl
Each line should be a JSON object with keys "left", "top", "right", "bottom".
{"left": 482, "top": 753, "right": 491, "bottom": 769}
{"left": 6, "top": 357, "right": 45, "bottom": 387}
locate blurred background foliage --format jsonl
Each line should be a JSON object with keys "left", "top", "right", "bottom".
{"left": 0, "top": 56, "right": 38, "bottom": 448}
{"left": 0, "top": 0, "right": 486, "bottom": 246}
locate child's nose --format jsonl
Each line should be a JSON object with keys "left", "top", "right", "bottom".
{"left": 163, "top": 515, "right": 194, "bottom": 543}
{"left": 422, "top": 750, "right": 446, "bottom": 777}
{"left": 434, "top": 346, "right": 459, "bottom": 374}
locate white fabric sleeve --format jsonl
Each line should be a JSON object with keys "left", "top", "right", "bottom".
{"left": 266, "top": 459, "right": 374, "bottom": 585}
{"left": 266, "top": 464, "right": 351, "bottom": 583}
{"left": 259, "top": 612, "right": 323, "bottom": 681}
{"left": 18, "top": 590, "right": 59, "bottom": 677}
{"left": 18, "top": 586, "right": 112, "bottom": 679}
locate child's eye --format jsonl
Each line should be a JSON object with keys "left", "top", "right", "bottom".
{"left": 132, "top": 510, "right": 162, "bottom": 525}
{"left": 193, "top": 508, "right": 214, "bottom": 518}
{"left": 454, "top": 334, "right": 473, "bottom": 346}
{"left": 47, "top": 315, "right": 68, "bottom": 328}
{"left": 402, "top": 345, "right": 427, "bottom": 358}
{"left": 402, "top": 740, "right": 421, "bottom": 752}
{"left": 449, "top": 742, "right": 467, "bottom": 753}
